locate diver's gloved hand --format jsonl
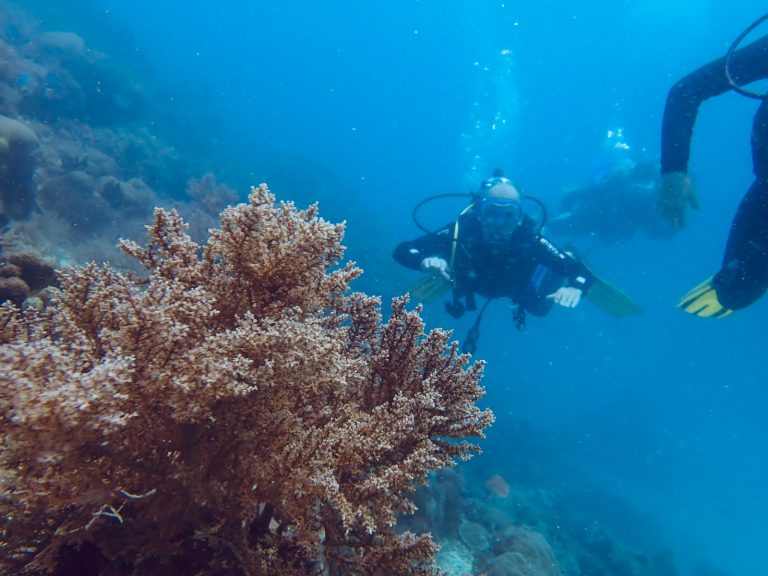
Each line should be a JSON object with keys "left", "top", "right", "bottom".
{"left": 677, "top": 276, "right": 733, "bottom": 318}
{"left": 420, "top": 256, "right": 451, "bottom": 281}
{"left": 658, "top": 171, "right": 699, "bottom": 228}
{"left": 548, "top": 286, "right": 583, "bottom": 308}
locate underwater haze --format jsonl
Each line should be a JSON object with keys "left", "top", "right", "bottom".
{"left": 5, "top": 0, "right": 768, "bottom": 575}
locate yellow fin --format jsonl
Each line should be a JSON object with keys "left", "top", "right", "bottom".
{"left": 407, "top": 274, "right": 452, "bottom": 305}
{"left": 585, "top": 274, "right": 644, "bottom": 317}
{"left": 578, "top": 259, "right": 643, "bottom": 317}
{"left": 677, "top": 276, "right": 733, "bottom": 318}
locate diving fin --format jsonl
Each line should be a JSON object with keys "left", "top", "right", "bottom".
{"left": 581, "top": 262, "right": 644, "bottom": 317}
{"left": 677, "top": 276, "right": 733, "bottom": 318}
{"left": 407, "top": 274, "right": 452, "bottom": 305}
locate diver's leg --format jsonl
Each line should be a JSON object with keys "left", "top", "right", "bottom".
{"left": 713, "top": 100, "right": 768, "bottom": 310}
{"left": 713, "top": 99, "right": 768, "bottom": 310}
{"left": 521, "top": 295, "right": 553, "bottom": 317}
{"left": 713, "top": 177, "right": 768, "bottom": 309}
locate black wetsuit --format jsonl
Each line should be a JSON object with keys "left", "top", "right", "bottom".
{"left": 551, "top": 162, "right": 674, "bottom": 245}
{"left": 661, "top": 33, "right": 768, "bottom": 309}
{"left": 393, "top": 213, "right": 592, "bottom": 318}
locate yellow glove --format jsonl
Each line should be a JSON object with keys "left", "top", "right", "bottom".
{"left": 658, "top": 171, "right": 699, "bottom": 229}
{"left": 677, "top": 276, "right": 733, "bottom": 318}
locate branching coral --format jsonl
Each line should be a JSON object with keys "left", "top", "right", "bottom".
{"left": 0, "top": 184, "right": 493, "bottom": 575}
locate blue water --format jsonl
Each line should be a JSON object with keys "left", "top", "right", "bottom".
{"left": 13, "top": 1, "right": 768, "bottom": 574}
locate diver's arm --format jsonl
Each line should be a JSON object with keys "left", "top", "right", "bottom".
{"left": 393, "top": 224, "right": 453, "bottom": 271}
{"left": 534, "top": 236, "right": 593, "bottom": 294}
{"left": 661, "top": 34, "right": 768, "bottom": 175}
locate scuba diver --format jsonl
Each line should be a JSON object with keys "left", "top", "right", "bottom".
{"left": 548, "top": 130, "right": 676, "bottom": 246}
{"left": 659, "top": 13, "right": 768, "bottom": 318}
{"left": 393, "top": 173, "right": 593, "bottom": 353}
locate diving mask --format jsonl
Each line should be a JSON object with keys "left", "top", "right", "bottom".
{"left": 477, "top": 197, "right": 522, "bottom": 228}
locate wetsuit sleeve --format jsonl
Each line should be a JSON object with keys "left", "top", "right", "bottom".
{"left": 534, "top": 235, "right": 593, "bottom": 293}
{"left": 393, "top": 224, "right": 454, "bottom": 271}
{"left": 661, "top": 34, "right": 768, "bottom": 175}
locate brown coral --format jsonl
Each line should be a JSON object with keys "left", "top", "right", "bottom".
{"left": 0, "top": 184, "right": 493, "bottom": 575}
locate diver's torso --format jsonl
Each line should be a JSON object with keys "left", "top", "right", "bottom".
{"left": 455, "top": 219, "right": 539, "bottom": 300}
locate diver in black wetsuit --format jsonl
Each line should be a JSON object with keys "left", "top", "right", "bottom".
{"left": 660, "top": 26, "right": 768, "bottom": 317}
{"left": 393, "top": 176, "right": 592, "bottom": 328}
{"left": 550, "top": 158, "right": 675, "bottom": 246}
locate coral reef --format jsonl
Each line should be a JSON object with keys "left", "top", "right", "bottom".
{"left": 183, "top": 172, "right": 240, "bottom": 242}
{"left": 0, "top": 185, "right": 493, "bottom": 575}
{"left": 434, "top": 540, "right": 474, "bottom": 576}
{"left": 0, "top": 6, "right": 221, "bottom": 266}
{"left": 458, "top": 520, "right": 492, "bottom": 553}
{"left": 402, "top": 463, "right": 685, "bottom": 576}
{"left": 0, "top": 243, "right": 57, "bottom": 308}
{"left": 487, "top": 526, "right": 560, "bottom": 576}
{"left": 0, "top": 114, "right": 39, "bottom": 220}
